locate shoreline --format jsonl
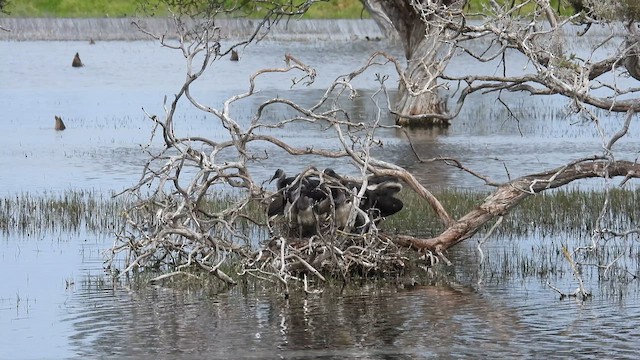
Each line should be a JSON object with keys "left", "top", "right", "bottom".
{"left": 0, "top": 18, "right": 383, "bottom": 41}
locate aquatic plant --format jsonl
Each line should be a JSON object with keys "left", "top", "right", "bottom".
{"left": 0, "top": 190, "right": 129, "bottom": 235}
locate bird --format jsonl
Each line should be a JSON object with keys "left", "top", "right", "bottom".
{"left": 331, "top": 190, "right": 366, "bottom": 231}
{"left": 267, "top": 169, "right": 298, "bottom": 216}
{"left": 267, "top": 168, "right": 328, "bottom": 218}
{"left": 323, "top": 168, "right": 404, "bottom": 223}
{"left": 360, "top": 177, "right": 403, "bottom": 219}
{"left": 268, "top": 168, "right": 402, "bottom": 236}
{"left": 291, "top": 195, "right": 316, "bottom": 236}
{"left": 267, "top": 192, "right": 285, "bottom": 217}
{"left": 270, "top": 169, "right": 295, "bottom": 191}
{"left": 363, "top": 194, "right": 403, "bottom": 220}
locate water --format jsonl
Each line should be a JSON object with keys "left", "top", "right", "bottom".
{"left": 2, "top": 39, "right": 637, "bottom": 196}
{"left": 2, "top": 22, "right": 638, "bottom": 196}
{"left": 2, "top": 19, "right": 640, "bottom": 358}
{"left": 3, "top": 232, "right": 640, "bottom": 359}
{"left": 0, "top": 18, "right": 385, "bottom": 41}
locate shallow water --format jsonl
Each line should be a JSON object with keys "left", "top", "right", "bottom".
{"left": 2, "top": 20, "right": 640, "bottom": 359}
{"left": 2, "top": 38, "right": 638, "bottom": 196}
{"left": 2, "top": 231, "right": 640, "bottom": 359}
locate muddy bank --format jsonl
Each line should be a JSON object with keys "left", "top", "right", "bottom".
{"left": 0, "top": 18, "right": 384, "bottom": 41}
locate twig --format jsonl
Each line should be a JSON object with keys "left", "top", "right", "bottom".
{"left": 150, "top": 271, "right": 199, "bottom": 282}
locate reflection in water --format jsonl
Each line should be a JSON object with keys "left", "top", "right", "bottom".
{"left": 61, "top": 279, "right": 640, "bottom": 359}
{"left": 397, "top": 126, "right": 453, "bottom": 190}
{"left": 2, "top": 214, "right": 640, "bottom": 357}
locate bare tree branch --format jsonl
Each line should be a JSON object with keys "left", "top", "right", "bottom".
{"left": 392, "top": 158, "right": 640, "bottom": 252}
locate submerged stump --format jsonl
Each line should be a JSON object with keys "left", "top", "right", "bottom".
{"left": 72, "top": 52, "right": 84, "bottom": 67}
{"left": 54, "top": 115, "right": 66, "bottom": 131}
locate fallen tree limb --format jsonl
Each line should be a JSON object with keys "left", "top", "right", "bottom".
{"left": 390, "top": 159, "right": 640, "bottom": 252}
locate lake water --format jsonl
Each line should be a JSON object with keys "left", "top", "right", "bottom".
{"left": 2, "top": 20, "right": 640, "bottom": 359}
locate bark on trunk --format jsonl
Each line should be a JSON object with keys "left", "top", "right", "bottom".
{"left": 395, "top": 23, "right": 450, "bottom": 126}
{"left": 625, "top": 23, "right": 640, "bottom": 81}
{"left": 362, "top": 0, "right": 461, "bottom": 127}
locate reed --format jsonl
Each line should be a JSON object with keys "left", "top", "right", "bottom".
{"left": 0, "top": 190, "right": 129, "bottom": 235}
{"left": 385, "top": 187, "right": 640, "bottom": 238}
{"left": 3, "top": 187, "right": 637, "bottom": 238}
{"left": 5, "top": 187, "right": 637, "bottom": 292}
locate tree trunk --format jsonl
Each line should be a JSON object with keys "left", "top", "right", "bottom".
{"left": 625, "top": 23, "right": 640, "bottom": 81}
{"left": 362, "top": 0, "right": 461, "bottom": 127}
{"left": 394, "top": 23, "right": 450, "bottom": 126}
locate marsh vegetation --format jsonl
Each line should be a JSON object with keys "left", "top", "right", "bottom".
{"left": 4, "top": 185, "right": 637, "bottom": 293}
{"left": 1, "top": 4, "right": 640, "bottom": 354}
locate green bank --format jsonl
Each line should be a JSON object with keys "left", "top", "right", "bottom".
{"left": 4, "top": 0, "right": 366, "bottom": 18}
{"left": 4, "top": 0, "right": 572, "bottom": 18}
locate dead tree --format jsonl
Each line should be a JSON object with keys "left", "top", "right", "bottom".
{"left": 362, "top": 0, "right": 466, "bottom": 126}
{"left": 362, "top": 0, "right": 640, "bottom": 125}
{"left": 109, "top": 1, "right": 640, "bottom": 294}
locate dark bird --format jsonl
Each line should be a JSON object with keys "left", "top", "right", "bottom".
{"left": 323, "top": 168, "right": 404, "bottom": 222}
{"left": 272, "top": 168, "right": 329, "bottom": 200}
{"left": 267, "top": 168, "right": 326, "bottom": 217}
{"left": 267, "top": 169, "right": 295, "bottom": 216}
{"left": 361, "top": 176, "right": 403, "bottom": 218}
{"left": 268, "top": 168, "right": 402, "bottom": 235}
{"left": 292, "top": 195, "right": 316, "bottom": 236}
{"left": 267, "top": 192, "right": 285, "bottom": 217}
{"left": 270, "top": 168, "right": 294, "bottom": 190}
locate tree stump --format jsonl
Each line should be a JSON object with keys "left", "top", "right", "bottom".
{"left": 54, "top": 116, "right": 66, "bottom": 131}
{"left": 72, "top": 52, "right": 84, "bottom": 67}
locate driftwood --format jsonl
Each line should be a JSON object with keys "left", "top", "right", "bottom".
{"left": 392, "top": 159, "right": 640, "bottom": 252}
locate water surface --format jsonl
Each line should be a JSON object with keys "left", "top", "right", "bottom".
{"left": 2, "top": 21, "right": 640, "bottom": 359}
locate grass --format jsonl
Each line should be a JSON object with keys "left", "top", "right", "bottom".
{"left": 3, "top": 186, "right": 637, "bottom": 239}
{"left": 3, "top": 0, "right": 576, "bottom": 18}
{"left": 0, "top": 190, "right": 129, "bottom": 235}
{"left": 385, "top": 187, "right": 640, "bottom": 240}
{"left": 2, "top": 0, "right": 367, "bottom": 18}
{"left": 3, "top": 187, "right": 638, "bottom": 292}
{"left": 4, "top": 0, "right": 139, "bottom": 17}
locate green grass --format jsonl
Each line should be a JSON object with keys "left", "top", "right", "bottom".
{"left": 302, "top": 0, "right": 367, "bottom": 19}
{"left": 3, "top": 0, "right": 577, "bottom": 18}
{"left": 385, "top": 186, "right": 640, "bottom": 239}
{"left": 464, "top": 0, "right": 573, "bottom": 15}
{"left": 3, "top": 0, "right": 367, "bottom": 18}
{"left": 5, "top": 0, "right": 139, "bottom": 17}
{"left": 4, "top": 187, "right": 637, "bottom": 239}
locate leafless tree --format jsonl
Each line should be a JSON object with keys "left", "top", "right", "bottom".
{"left": 362, "top": 0, "right": 640, "bottom": 125}
{"left": 109, "top": 0, "right": 640, "bottom": 296}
